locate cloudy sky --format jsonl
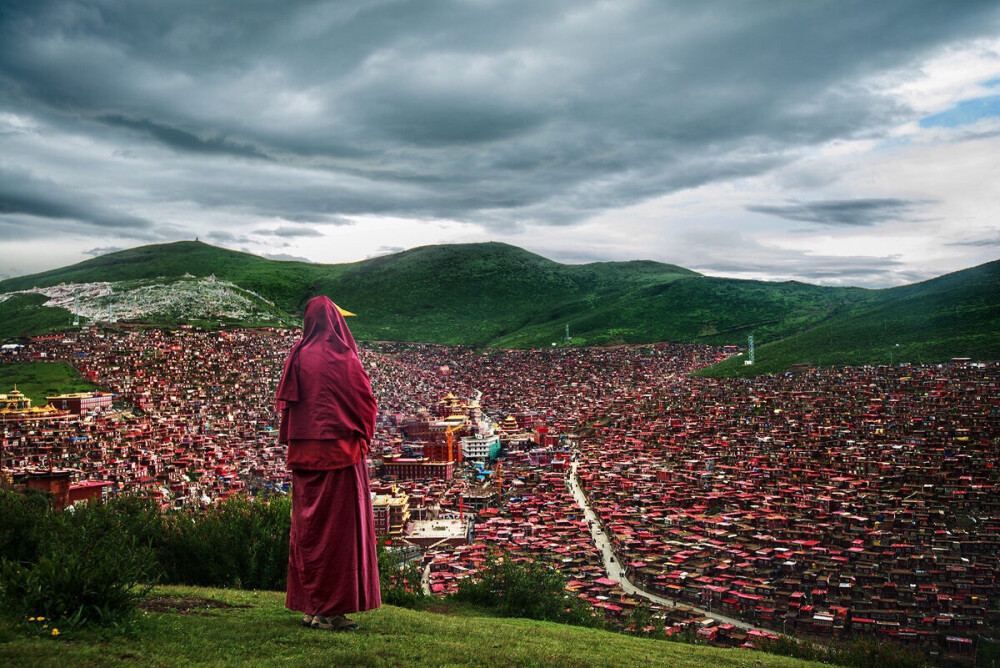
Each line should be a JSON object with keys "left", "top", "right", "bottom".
{"left": 2, "top": 1, "right": 999, "bottom": 287}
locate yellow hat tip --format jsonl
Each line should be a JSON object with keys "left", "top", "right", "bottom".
{"left": 336, "top": 306, "right": 357, "bottom": 317}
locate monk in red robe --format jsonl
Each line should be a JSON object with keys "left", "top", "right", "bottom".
{"left": 276, "top": 295, "right": 381, "bottom": 631}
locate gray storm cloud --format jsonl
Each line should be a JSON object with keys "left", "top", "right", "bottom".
{"left": 746, "top": 199, "right": 933, "bottom": 226}
{"left": 0, "top": 167, "right": 157, "bottom": 237}
{"left": 257, "top": 226, "right": 324, "bottom": 238}
{"left": 1, "top": 0, "right": 998, "bottom": 283}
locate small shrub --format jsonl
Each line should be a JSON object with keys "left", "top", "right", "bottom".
{"left": 0, "top": 498, "right": 156, "bottom": 629}
{"left": 452, "top": 550, "right": 596, "bottom": 626}
{"left": 157, "top": 495, "right": 291, "bottom": 590}
{"left": 757, "top": 634, "right": 929, "bottom": 668}
{"left": 623, "top": 601, "right": 662, "bottom": 636}
{"left": 0, "top": 488, "right": 52, "bottom": 564}
{"left": 826, "top": 637, "right": 929, "bottom": 668}
{"left": 664, "top": 625, "right": 699, "bottom": 645}
{"left": 377, "top": 543, "right": 424, "bottom": 608}
{"left": 756, "top": 635, "right": 824, "bottom": 662}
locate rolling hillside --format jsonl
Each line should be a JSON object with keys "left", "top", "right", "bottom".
{"left": 323, "top": 245, "right": 871, "bottom": 348}
{"left": 0, "top": 242, "right": 326, "bottom": 313}
{"left": 1, "top": 241, "right": 996, "bottom": 373}
{"left": 699, "top": 258, "right": 1000, "bottom": 376}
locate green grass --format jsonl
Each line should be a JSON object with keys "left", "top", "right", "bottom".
{"left": 0, "top": 293, "right": 73, "bottom": 341}
{"left": 0, "top": 585, "right": 821, "bottom": 668}
{"left": 0, "top": 363, "right": 101, "bottom": 406}
{"left": 312, "top": 243, "right": 867, "bottom": 349}
{"left": 699, "top": 258, "right": 1000, "bottom": 377}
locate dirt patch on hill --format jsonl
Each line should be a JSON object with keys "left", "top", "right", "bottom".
{"left": 139, "top": 595, "right": 252, "bottom": 615}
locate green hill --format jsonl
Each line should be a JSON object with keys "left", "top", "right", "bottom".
{"left": 0, "top": 585, "right": 820, "bottom": 668}
{"left": 322, "top": 242, "right": 862, "bottom": 349}
{"left": 0, "top": 242, "right": 326, "bottom": 313}
{"left": 0, "top": 363, "right": 101, "bottom": 405}
{"left": 0, "top": 293, "right": 73, "bottom": 340}
{"left": 699, "top": 258, "right": 1000, "bottom": 377}
{"left": 1, "top": 241, "right": 997, "bottom": 373}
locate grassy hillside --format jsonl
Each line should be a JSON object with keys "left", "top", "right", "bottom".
{"left": 314, "top": 243, "right": 587, "bottom": 345}
{"left": 0, "top": 242, "right": 326, "bottom": 313}
{"left": 314, "top": 242, "right": 867, "bottom": 348}
{"left": 700, "top": 258, "right": 1000, "bottom": 377}
{"left": 0, "top": 363, "right": 103, "bottom": 405}
{"left": 0, "top": 293, "right": 73, "bottom": 340}
{"left": 0, "top": 585, "right": 820, "bottom": 668}
{"left": 1, "top": 241, "right": 864, "bottom": 349}
{"left": 2, "top": 241, "right": 997, "bottom": 373}
{"left": 493, "top": 274, "right": 867, "bottom": 349}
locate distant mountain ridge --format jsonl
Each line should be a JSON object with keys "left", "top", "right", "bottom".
{"left": 1, "top": 240, "right": 997, "bottom": 375}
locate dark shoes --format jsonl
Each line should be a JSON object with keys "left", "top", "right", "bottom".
{"left": 311, "top": 614, "right": 360, "bottom": 631}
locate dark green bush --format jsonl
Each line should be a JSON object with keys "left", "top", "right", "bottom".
{"left": 623, "top": 601, "right": 662, "bottom": 636}
{"left": 756, "top": 634, "right": 930, "bottom": 668}
{"left": 0, "top": 491, "right": 291, "bottom": 629}
{"left": 157, "top": 495, "right": 291, "bottom": 590}
{"left": 826, "top": 637, "right": 929, "bottom": 668}
{"left": 0, "top": 488, "right": 51, "bottom": 565}
{"left": 0, "top": 497, "right": 157, "bottom": 629}
{"left": 377, "top": 543, "right": 424, "bottom": 608}
{"left": 755, "top": 635, "right": 824, "bottom": 662}
{"left": 452, "top": 550, "right": 596, "bottom": 626}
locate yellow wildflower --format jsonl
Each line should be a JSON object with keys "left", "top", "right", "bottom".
{"left": 43, "top": 625, "right": 48, "bottom": 629}
{"left": 28, "top": 617, "right": 36, "bottom": 622}
{"left": 37, "top": 617, "right": 45, "bottom": 622}
{"left": 52, "top": 628, "right": 60, "bottom": 637}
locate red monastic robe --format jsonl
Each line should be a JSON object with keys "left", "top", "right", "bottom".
{"left": 277, "top": 296, "right": 381, "bottom": 616}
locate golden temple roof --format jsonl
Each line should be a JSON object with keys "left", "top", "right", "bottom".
{"left": 0, "top": 385, "right": 70, "bottom": 421}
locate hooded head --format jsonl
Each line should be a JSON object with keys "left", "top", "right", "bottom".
{"left": 300, "top": 295, "right": 358, "bottom": 356}
{"left": 275, "top": 295, "right": 376, "bottom": 442}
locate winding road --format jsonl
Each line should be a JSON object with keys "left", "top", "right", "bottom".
{"left": 567, "top": 461, "right": 774, "bottom": 633}
{"left": 417, "top": 459, "right": 780, "bottom": 635}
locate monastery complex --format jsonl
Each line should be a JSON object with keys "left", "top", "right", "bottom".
{"left": 1, "top": 327, "right": 997, "bottom": 657}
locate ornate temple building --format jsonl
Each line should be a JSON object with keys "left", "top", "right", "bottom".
{"left": 384, "top": 391, "right": 501, "bottom": 483}
{"left": 0, "top": 386, "right": 70, "bottom": 423}
{"left": 439, "top": 391, "right": 500, "bottom": 462}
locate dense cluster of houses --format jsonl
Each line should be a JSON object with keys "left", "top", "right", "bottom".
{"left": 567, "top": 362, "right": 998, "bottom": 651}
{"left": 1, "top": 327, "right": 996, "bottom": 656}
{"left": 1, "top": 327, "right": 296, "bottom": 504}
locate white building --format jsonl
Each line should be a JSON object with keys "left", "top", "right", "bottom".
{"left": 461, "top": 434, "right": 500, "bottom": 461}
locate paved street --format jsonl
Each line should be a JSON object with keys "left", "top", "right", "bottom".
{"left": 568, "top": 461, "right": 770, "bottom": 633}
